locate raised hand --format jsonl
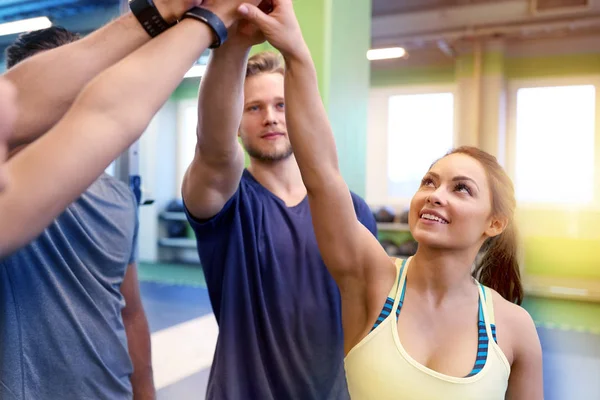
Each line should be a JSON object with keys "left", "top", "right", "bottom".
{"left": 237, "top": 0, "right": 307, "bottom": 59}
{"left": 154, "top": 0, "right": 266, "bottom": 29}
{"left": 198, "top": 0, "right": 263, "bottom": 27}
{"left": 154, "top": 0, "right": 205, "bottom": 24}
{"left": 227, "top": 19, "right": 266, "bottom": 48}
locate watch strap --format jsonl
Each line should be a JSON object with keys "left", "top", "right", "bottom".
{"left": 183, "top": 7, "right": 228, "bottom": 49}
{"left": 130, "top": 0, "right": 174, "bottom": 38}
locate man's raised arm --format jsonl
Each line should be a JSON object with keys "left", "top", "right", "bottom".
{"left": 3, "top": 0, "right": 201, "bottom": 147}
{"left": 182, "top": 27, "right": 259, "bottom": 219}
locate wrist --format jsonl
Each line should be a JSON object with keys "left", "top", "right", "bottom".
{"left": 182, "top": 7, "right": 229, "bottom": 49}
{"left": 152, "top": 0, "right": 177, "bottom": 24}
{"left": 129, "top": 0, "right": 175, "bottom": 37}
{"left": 283, "top": 43, "right": 312, "bottom": 67}
{"left": 201, "top": 5, "right": 237, "bottom": 28}
{"left": 212, "top": 42, "right": 252, "bottom": 66}
{"left": 220, "top": 36, "right": 253, "bottom": 53}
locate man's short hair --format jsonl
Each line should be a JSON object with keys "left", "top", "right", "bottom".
{"left": 5, "top": 26, "right": 80, "bottom": 69}
{"left": 246, "top": 51, "right": 284, "bottom": 78}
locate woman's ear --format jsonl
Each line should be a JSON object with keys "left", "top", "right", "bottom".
{"left": 485, "top": 215, "right": 508, "bottom": 238}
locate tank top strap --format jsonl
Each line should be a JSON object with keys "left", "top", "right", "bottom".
{"left": 384, "top": 259, "right": 401, "bottom": 298}
{"left": 386, "top": 258, "right": 407, "bottom": 298}
{"left": 480, "top": 285, "right": 496, "bottom": 325}
{"left": 391, "top": 258, "right": 409, "bottom": 312}
{"left": 478, "top": 284, "right": 498, "bottom": 344}
{"left": 370, "top": 258, "right": 410, "bottom": 332}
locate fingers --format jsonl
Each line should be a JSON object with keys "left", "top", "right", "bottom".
{"left": 267, "top": 0, "right": 287, "bottom": 7}
{"left": 237, "top": 3, "right": 272, "bottom": 29}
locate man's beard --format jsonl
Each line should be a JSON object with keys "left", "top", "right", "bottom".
{"left": 242, "top": 139, "right": 293, "bottom": 163}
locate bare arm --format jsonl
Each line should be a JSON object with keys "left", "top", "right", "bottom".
{"left": 0, "top": 18, "right": 215, "bottom": 257}
{"left": 505, "top": 308, "right": 544, "bottom": 400}
{"left": 240, "top": 1, "right": 395, "bottom": 351}
{"left": 182, "top": 37, "right": 249, "bottom": 220}
{"left": 285, "top": 48, "right": 394, "bottom": 351}
{"left": 3, "top": 0, "right": 198, "bottom": 148}
{"left": 121, "top": 263, "right": 155, "bottom": 400}
{"left": 284, "top": 54, "right": 391, "bottom": 277}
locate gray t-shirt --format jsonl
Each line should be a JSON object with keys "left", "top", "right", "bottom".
{"left": 0, "top": 173, "right": 138, "bottom": 400}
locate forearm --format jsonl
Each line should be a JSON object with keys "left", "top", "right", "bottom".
{"left": 283, "top": 47, "right": 374, "bottom": 275}
{"left": 181, "top": 40, "right": 248, "bottom": 218}
{"left": 197, "top": 41, "right": 250, "bottom": 161}
{"left": 124, "top": 311, "right": 155, "bottom": 400}
{"left": 283, "top": 48, "right": 341, "bottom": 190}
{"left": 79, "top": 19, "right": 212, "bottom": 134}
{"left": 4, "top": 13, "right": 149, "bottom": 148}
{"left": 0, "top": 19, "right": 213, "bottom": 256}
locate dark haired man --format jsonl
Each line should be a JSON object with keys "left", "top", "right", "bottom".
{"left": 0, "top": 26, "right": 154, "bottom": 400}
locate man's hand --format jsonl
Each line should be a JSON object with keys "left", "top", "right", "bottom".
{"left": 226, "top": 19, "right": 266, "bottom": 49}
{"left": 156, "top": 0, "right": 271, "bottom": 36}
{"left": 224, "top": 0, "right": 278, "bottom": 50}
{"left": 237, "top": 0, "right": 308, "bottom": 60}
{"left": 200, "top": 0, "right": 263, "bottom": 27}
{"left": 154, "top": 0, "right": 204, "bottom": 24}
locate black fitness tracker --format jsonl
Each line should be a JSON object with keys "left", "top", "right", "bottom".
{"left": 182, "top": 7, "right": 228, "bottom": 49}
{"left": 130, "top": 0, "right": 175, "bottom": 38}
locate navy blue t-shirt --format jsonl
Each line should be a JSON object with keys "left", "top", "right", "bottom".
{"left": 186, "top": 169, "right": 377, "bottom": 400}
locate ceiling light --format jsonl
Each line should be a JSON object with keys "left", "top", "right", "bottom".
{"left": 184, "top": 64, "right": 207, "bottom": 79}
{"left": 367, "top": 47, "right": 406, "bottom": 61}
{"left": 0, "top": 17, "right": 52, "bottom": 37}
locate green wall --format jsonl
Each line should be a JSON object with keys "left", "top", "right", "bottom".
{"left": 371, "top": 66, "right": 455, "bottom": 87}
{"left": 455, "top": 52, "right": 505, "bottom": 77}
{"left": 294, "top": 0, "right": 330, "bottom": 105}
{"left": 506, "top": 53, "right": 600, "bottom": 79}
{"left": 291, "top": 0, "right": 371, "bottom": 196}
{"left": 172, "top": 78, "right": 200, "bottom": 101}
{"left": 518, "top": 209, "right": 600, "bottom": 279}
{"left": 325, "top": 0, "right": 371, "bottom": 197}
{"left": 371, "top": 52, "right": 600, "bottom": 87}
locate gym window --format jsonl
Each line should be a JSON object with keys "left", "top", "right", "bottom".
{"left": 367, "top": 86, "right": 456, "bottom": 206}
{"left": 508, "top": 81, "right": 598, "bottom": 206}
{"left": 387, "top": 92, "right": 455, "bottom": 198}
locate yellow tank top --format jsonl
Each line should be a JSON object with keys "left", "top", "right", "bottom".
{"left": 344, "top": 258, "right": 511, "bottom": 400}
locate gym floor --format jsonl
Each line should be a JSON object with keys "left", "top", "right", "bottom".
{"left": 139, "top": 263, "right": 600, "bottom": 399}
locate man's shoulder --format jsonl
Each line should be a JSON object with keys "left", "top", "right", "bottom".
{"left": 67, "top": 174, "right": 138, "bottom": 229}
{"left": 86, "top": 174, "right": 137, "bottom": 208}
{"left": 92, "top": 173, "right": 132, "bottom": 192}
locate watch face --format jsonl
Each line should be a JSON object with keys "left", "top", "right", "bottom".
{"left": 258, "top": 0, "right": 274, "bottom": 13}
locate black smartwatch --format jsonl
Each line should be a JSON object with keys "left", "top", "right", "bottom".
{"left": 182, "top": 7, "right": 228, "bottom": 49}
{"left": 130, "top": 0, "right": 175, "bottom": 38}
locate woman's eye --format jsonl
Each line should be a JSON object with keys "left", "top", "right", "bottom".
{"left": 455, "top": 183, "right": 472, "bottom": 195}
